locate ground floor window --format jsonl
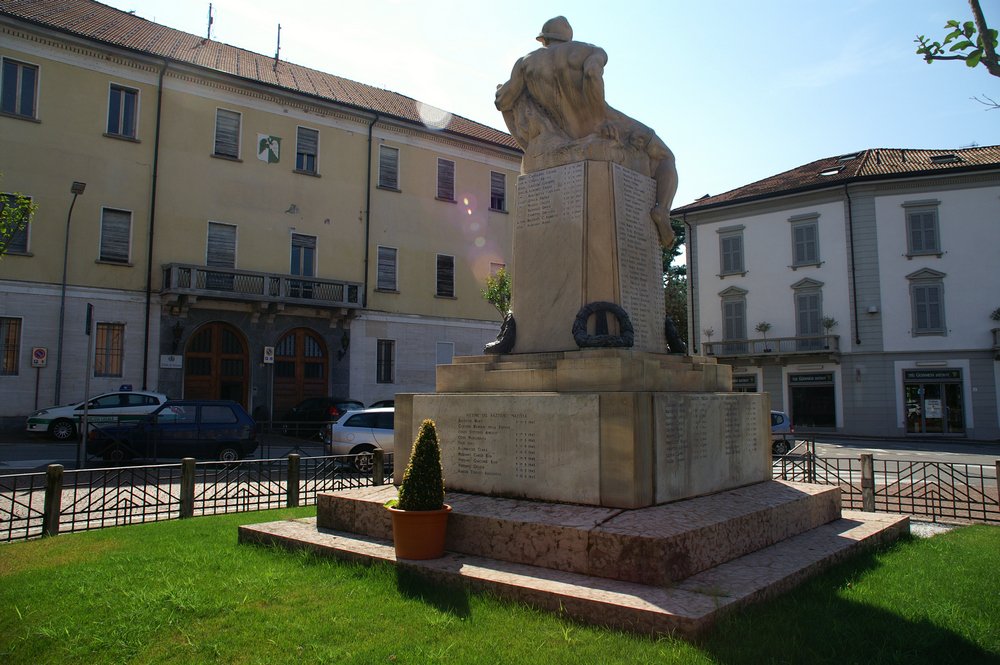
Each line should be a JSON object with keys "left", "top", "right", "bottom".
{"left": 903, "top": 369, "right": 964, "bottom": 435}
{"left": 376, "top": 339, "right": 394, "bottom": 384}
{"left": 788, "top": 372, "right": 836, "bottom": 428}
{"left": 0, "top": 317, "right": 20, "bottom": 375}
{"left": 94, "top": 322, "right": 125, "bottom": 377}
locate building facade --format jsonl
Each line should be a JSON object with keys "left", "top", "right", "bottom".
{"left": 675, "top": 147, "right": 1000, "bottom": 440}
{"left": 0, "top": 0, "right": 520, "bottom": 427}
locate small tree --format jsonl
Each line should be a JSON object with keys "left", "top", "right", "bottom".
{"left": 396, "top": 419, "right": 445, "bottom": 511}
{"left": 822, "top": 316, "right": 839, "bottom": 332}
{"left": 0, "top": 179, "right": 38, "bottom": 258}
{"left": 755, "top": 321, "right": 772, "bottom": 351}
{"left": 481, "top": 267, "right": 511, "bottom": 317}
{"left": 990, "top": 307, "right": 1000, "bottom": 322}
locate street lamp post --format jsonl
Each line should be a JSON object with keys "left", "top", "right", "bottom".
{"left": 53, "top": 181, "right": 86, "bottom": 405}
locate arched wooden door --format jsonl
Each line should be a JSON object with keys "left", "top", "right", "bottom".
{"left": 183, "top": 322, "right": 249, "bottom": 408}
{"left": 273, "top": 327, "right": 329, "bottom": 417}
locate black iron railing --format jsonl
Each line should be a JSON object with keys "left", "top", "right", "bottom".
{"left": 0, "top": 451, "right": 392, "bottom": 543}
{"left": 773, "top": 445, "right": 1000, "bottom": 524}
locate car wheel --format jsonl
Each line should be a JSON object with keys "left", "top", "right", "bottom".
{"left": 103, "top": 446, "right": 131, "bottom": 463}
{"left": 351, "top": 445, "right": 376, "bottom": 473}
{"left": 217, "top": 446, "right": 242, "bottom": 463}
{"left": 50, "top": 419, "right": 76, "bottom": 441}
{"left": 772, "top": 439, "right": 790, "bottom": 456}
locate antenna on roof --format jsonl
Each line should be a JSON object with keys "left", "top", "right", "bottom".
{"left": 273, "top": 24, "right": 281, "bottom": 70}
{"left": 206, "top": 3, "right": 213, "bottom": 40}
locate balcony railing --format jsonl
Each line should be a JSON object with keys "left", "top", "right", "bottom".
{"left": 992, "top": 328, "right": 1000, "bottom": 351}
{"left": 162, "top": 263, "right": 363, "bottom": 309}
{"left": 703, "top": 334, "right": 840, "bottom": 358}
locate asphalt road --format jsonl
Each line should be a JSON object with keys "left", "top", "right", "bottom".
{"left": 0, "top": 435, "right": 328, "bottom": 473}
{"left": 2, "top": 432, "right": 997, "bottom": 473}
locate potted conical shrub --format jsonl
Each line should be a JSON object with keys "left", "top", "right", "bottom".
{"left": 386, "top": 419, "right": 451, "bottom": 560}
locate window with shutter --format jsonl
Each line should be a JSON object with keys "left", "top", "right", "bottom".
{"left": 791, "top": 221, "right": 819, "bottom": 265}
{"left": 912, "top": 283, "right": 944, "bottom": 333}
{"left": 296, "top": 126, "right": 319, "bottom": 173}
{"left": 377, "top": 246, "right": 398, "bottom": 291}
{"left": 99, "top": 208, "right": 132, "bottom": 263}
{"left": 490, "top": 171, "right": 506, "bottom": 211}
{"left": 907, "top": 210, "right": 939, "bottom": 254}
{"left": 436, "top": 254, "right": 455, "bottom": 298}
{"left": 207, "top": 222, "right": 237, "bottom": 267}
{"left": 720, "top": 232, "right": 744, "bottom": 275}
{"left": 214, "top": 108, "right": 241, "bottom": 158}
{"left": 437, "top": 158, "right": 455, "bottom": 201}
{"left": 378, "top": 145, "right": 399, "bottom": 190}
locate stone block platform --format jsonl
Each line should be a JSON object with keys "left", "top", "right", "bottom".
{"left": 239, "top": 482, "right": 909, "bottom": 636}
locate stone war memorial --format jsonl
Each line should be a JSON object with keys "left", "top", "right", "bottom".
{"left": 241, "top": 17, "right": 908, "bottom": 636}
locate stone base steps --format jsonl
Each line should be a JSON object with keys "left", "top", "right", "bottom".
{"left": 238, "top": 508, "right": 908, "bottom": 637}
{"left": 315, "top": 481, "right": 845, "bottom": 585}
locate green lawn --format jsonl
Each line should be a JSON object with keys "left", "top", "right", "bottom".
{"left": 1, "top": 508, "right": 998, "bottom": 664}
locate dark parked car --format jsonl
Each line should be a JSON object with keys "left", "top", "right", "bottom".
{"left": 87, "top": 400, "right": 258, "bottom": 462}
{"left": 280, "top": 396, "right": 364, "bottom": 438}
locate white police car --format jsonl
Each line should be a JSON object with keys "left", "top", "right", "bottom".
{"left": 26, "top": 389, "right": 169, "bottom": 441}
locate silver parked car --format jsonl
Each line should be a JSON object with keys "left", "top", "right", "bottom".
{"left": 771, "top": 410, "right": 794, "bottom": 455}
{"left": 323, "top": 407, "right": 394, "bottom": 472}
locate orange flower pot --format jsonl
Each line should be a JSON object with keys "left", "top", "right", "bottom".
{"left": 386, "top": 504, "right": 452, "bottom": 560}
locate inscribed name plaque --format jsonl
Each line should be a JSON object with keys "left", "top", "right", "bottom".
{"left": 612, "top": 164, "right": 665, "bottom": 352}
{"left": 511, "top": 162, "right": 586, "bottom": 353}
{"left": 653, "top": 393, "right": 771, "bottom": 503}
{"left": 412, "top": 393, "right": 601, "bottom": 504}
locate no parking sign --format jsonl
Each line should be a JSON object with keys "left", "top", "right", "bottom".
{"left": 31, "top": 347, "right": 47, "bottom": 368}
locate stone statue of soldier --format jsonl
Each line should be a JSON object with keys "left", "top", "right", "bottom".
{"left": 496, "top": 16, "right": 678, "bottom": 247}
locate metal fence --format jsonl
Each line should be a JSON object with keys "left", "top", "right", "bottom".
{"left": 3, "top": 444, "right": 997, "bottom": 545}
{"left": 772, "top": 441, "right": 1000, "bottom": 524}
{"left": 0, "top": 451, "right": 392, "bottom": 544}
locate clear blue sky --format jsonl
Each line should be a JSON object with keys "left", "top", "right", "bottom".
{"left": 102, "top": 0, "right": 998, "bottom": 208}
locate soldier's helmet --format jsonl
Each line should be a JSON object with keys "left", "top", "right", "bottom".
{"left": 537, "top": 16, "right": 573, "bottom": 44}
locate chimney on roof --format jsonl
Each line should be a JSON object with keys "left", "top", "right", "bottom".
{"left": 901, "top": 150, "right": 906, "bottom": 163}
{"left": 875, "top": 150, "right": 881, "bottom": 165}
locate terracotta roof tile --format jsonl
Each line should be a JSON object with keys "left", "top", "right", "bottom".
{"left": 0, "top": 0, "right": 520, "bottom": 151}
{"left": 674, "top": 145, "right": 1000, "bottom": 214}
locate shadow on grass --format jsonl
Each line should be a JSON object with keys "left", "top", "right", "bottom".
{"left": 698, "top": 539, "right": 997, "bottom": 665}
{"left": 395, "top": 566, "right": 471, "bottom": 619}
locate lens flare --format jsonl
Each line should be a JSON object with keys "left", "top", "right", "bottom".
{"left": 417, "top": 102, "right": 452, "bottom": 130}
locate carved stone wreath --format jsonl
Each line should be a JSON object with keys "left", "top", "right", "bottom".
{"left": 572, "top": 302, "right": 634, "bottom": 348}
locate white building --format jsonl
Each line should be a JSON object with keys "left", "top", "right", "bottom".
{"left": 675, "top": 146, "right": 1000, "bottom": 440}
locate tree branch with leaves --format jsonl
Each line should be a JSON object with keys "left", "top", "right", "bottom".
{"left": 0, "top": 176, "right": 37, "bottom": 258}
{"left": 481, "top": 266, "right": 511, "bottom": 317}
{"left": 915, "top": 0, "right": 1000, "bottom": 77}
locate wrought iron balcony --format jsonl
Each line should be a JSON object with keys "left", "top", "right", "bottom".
{"left": 161, "top": 263, "right": 363, "bottom": 310}
{"left": 703, "top": 334, "right": 841, "bottom": 359}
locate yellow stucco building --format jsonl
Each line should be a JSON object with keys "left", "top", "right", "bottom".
{"left": 0, "top": 0, "right": 520, "bottom": 424}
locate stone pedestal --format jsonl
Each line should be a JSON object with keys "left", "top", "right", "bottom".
{"left": 395, "top": 349, "right": 770, "bottom": 510}
{"left": 511, "top": 161, "right": 666, "bottom": 354}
